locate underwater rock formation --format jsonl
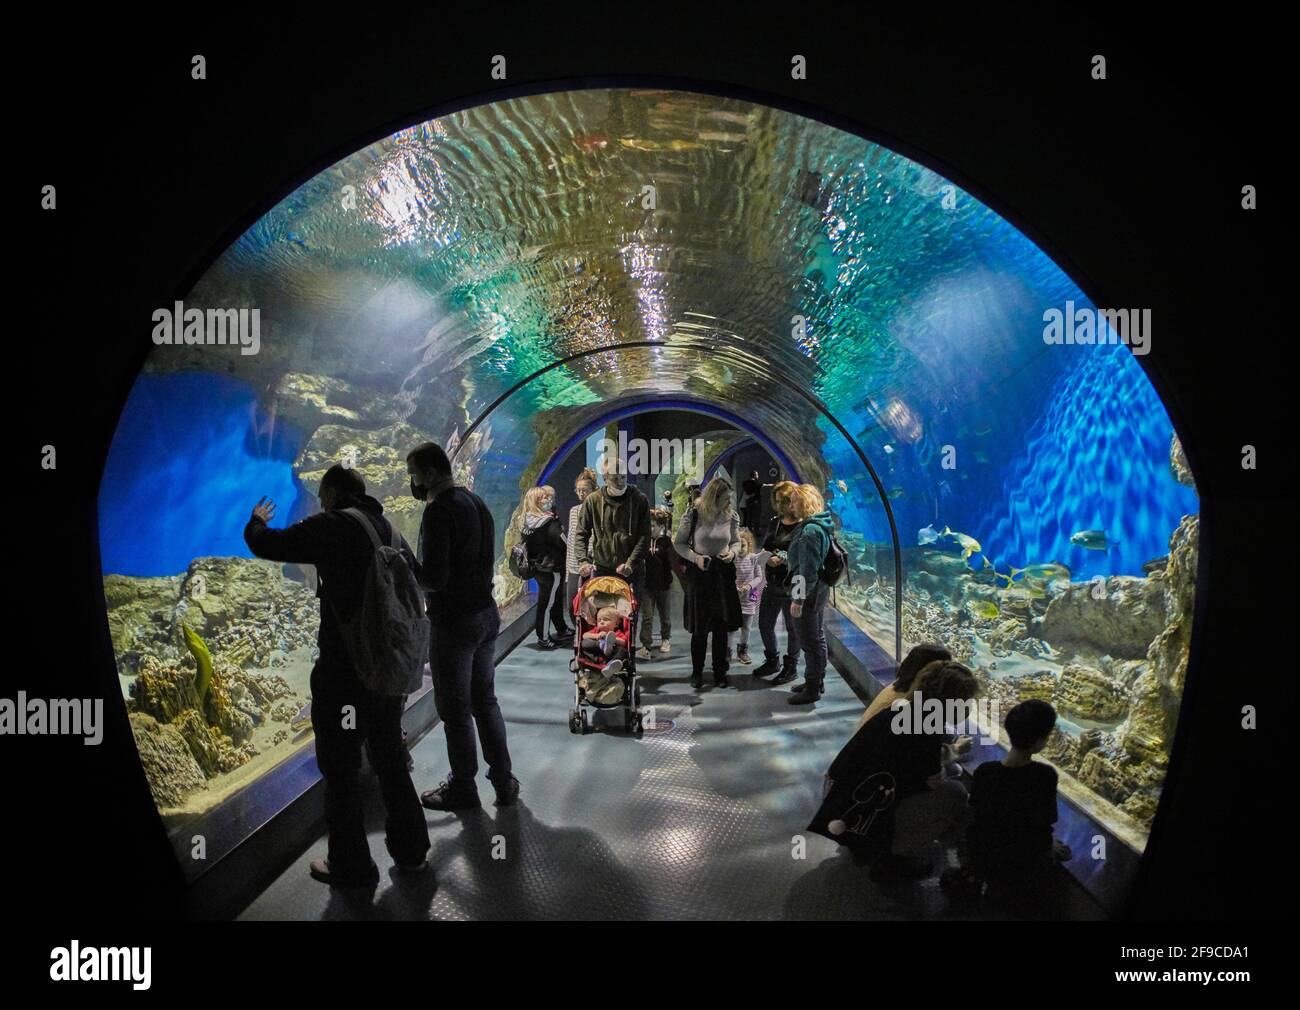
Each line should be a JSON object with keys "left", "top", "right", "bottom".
{"left": 1054, "top": 663, "right": 1129, "bottom": 724}
{"left": 103, "top": 574, "right": 185, "bottom": 671}
{"left": 1034, "top": 576, "right": 1165, "bottom": 660}
{"left": 272, "top": 371, "right": 402, "bottom": 432}
{"left": 1170, "top": 432, "right": 1194, "bottom": 487}
{"left": 104, "top": 559, "right": 320, "bottom": 674}
{"left": 129, "top": 713, "right": 207, "bottom": 808}
{"left": 1146, "top": 513, "right": 1198, "bottom": 695}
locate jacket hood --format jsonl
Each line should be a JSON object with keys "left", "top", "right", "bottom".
{"left": 804, "top": 510, "right": 835, "bottom": 532}
{"left": 523, "top": 511, "right": 553, "bottom": 531}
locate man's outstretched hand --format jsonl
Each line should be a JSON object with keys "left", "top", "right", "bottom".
{"left": 251, "top": 497, "right": 277, "bottom": 524}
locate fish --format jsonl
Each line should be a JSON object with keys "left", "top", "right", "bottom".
{"left": 940, "top": 526, "right": 981, "bottom": 562}
{"left": 574, "top": 132, "right": 609, "bottom": 152}
{"left": 887, "top": 486, "right": 907, "bottom": 500}
{"left": 181, "top": 623, "right": 213, "bottom": 705}
{"left": 836, "top": 479, "right": 848, "bottom": 493}
{"left": 1010, "top": 562, "right": 1071, "bottom": 583}
{"left": 882, "top": 444, "right": 894, "bottom": 455}
{"left": 917, "top": 523, "right": 939, "bottom": 545}
{"left": 973, "top": 450, "right": 989, "bottom": 464}
{"left": 968, "top": 600, "right": 1001, "bottom": 620}
{"left": 974, "top": 424, "right": 993, "bottom": 436}
{"left": 1022, "top": 577, "right": 1049, "bottom": 599}
{"left": 1070, "top": 529, "right": 1114, "bottom": 553}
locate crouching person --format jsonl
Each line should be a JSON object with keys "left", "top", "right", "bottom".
{"left": 245, "top": 465, "right": 431, "bottom": 887}
{"left": 808, "top": 660, "right": 979, "bottom": 880}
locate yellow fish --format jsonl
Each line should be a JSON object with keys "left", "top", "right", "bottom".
{"left": 968, "top": 599, "right": 1000, "bottom": 620}
{"left": 941, "top": 526, "right": 981, "bottom": 562}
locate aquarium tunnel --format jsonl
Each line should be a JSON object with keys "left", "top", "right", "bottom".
{"left": 99, "top": 87, "right": 1200, "bottom": 918}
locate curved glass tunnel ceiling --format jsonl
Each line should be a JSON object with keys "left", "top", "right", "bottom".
{"left": 106, "top": 88, "right": 1199, "bottom": 866}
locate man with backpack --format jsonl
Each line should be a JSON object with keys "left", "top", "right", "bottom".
{"left": 245, "top": 464, "right": 431, "bottom": 887}
{"left": 406, "top": 442, "right": 519, "bottom": 813}
{"left": 783, "top": 483, "right": 846, "bottom": 706}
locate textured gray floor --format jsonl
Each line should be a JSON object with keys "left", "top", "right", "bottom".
{"left": 240, "top": 603, "right": 1103, "bottom": 921}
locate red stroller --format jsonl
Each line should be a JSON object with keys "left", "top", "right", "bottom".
{"left": 568, "top": 574, "right": 644, "bottom": 735}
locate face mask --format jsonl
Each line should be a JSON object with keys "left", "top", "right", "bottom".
{"left": 605, "top": 480, "right": 627, "bottom": 496}
{"left": 410, "top": 478, "right": 427, "bottom": 500}
{"left": 542, "top": 499, "right": 554, "bottom": 512}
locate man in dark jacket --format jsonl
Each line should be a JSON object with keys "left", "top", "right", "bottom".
{"left": 576, "top": 455, "right": 651, "bottom": 581}
{"left": 405, "top": 442, "right": 518, "bottom": 813}
{"left": 577, "top": 454, "right": 652, "bottom": 646}
{"left": 244, "top": 464, "right": 430, "bottom": 888}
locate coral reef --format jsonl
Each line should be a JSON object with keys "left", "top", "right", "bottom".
{"left": 129, "top": 713, "right": 207, "bottom": 808}
{"left": 104, "top": 557, "right": 319, "bottom": 674}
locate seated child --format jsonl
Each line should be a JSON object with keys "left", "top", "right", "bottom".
{"left": 942, "top": 698, "right": 1073, "bottom": 899}
{"left": 580, "top": 605, "right": 629, "bottom": 673}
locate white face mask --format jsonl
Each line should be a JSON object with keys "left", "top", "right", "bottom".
{"left": 605, "top": 481, "right": 627, "bottom": 497}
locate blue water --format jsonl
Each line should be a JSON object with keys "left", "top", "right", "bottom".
{"left": 98, "top": 373, "right": 309, "bottom": 577}
{"left": 823, "top": 344, "right": 1196, "bottom": 581}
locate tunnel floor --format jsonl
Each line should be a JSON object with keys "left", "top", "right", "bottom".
{"left": 239, "top": 600, "right": 1105, "bottom": 921}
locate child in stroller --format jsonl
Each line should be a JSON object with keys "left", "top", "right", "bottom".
{"left": 580, "top": 605, "right": 630, "bottom": 676}
{"left": 570, "top": 575, "right": 644, "bottom": 733}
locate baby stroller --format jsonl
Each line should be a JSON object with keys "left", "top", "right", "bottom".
{"left": 568, "top": 574, "right": 644, "bottom": 735}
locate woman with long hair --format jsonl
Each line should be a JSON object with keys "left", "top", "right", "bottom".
{"left": 520, "top": 485, "right": 572, "bottom": 649}
{"left": 752, "top": 480, "right": 803, "bottom": 685}
{"left": 673, "top": 476, "right": 742, "bottom": 689}
{"left": 565, "top": 468, "right": 598, "bottom": 607}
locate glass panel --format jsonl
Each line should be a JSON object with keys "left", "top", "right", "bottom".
{"left": 101, "top": 88, "right": 1196, "bottom": 869}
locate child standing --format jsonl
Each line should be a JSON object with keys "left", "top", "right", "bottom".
{"left": 730, "top": 529, "right": 765, "bottom": 664}
{"left": 638, "top": 508, "right": 675, "bottom": 660}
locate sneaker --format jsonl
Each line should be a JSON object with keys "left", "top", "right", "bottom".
{"left": 737, "top": 649, "right": 752, "bottom": 665}
{"left": 714, "top": 671, "right": 730, "bottom": 688}
{"left": 309, "top": 857, "right": 380, "bottom": 888}
{"left": 659, "top": 640, "right": 671, "bottom": 656}
{"left": 752, "top": 655, "right": 780, "bottom": 677}
{"left": 636, "top": 646, "right": 652, "bottom": 661}
{"left": 602, "top": 629, "right": 620, "bottom": 657}
{"left": 604, "top": 658, "right": 624, "bottom": 677}
{"left": 536, "top": 637, "right": 557, "bottom": 650}
{"left": 420, "top": 780, "right": 482, "bottom": 812}
{"left": 492, "top": 774, "right": 521, "bottom": 807}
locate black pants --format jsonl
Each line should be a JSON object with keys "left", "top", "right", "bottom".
{"left": 311, "top": 658, "right": 430, "bottom": 876}
{"left": 430, "top": 607, "right": 512, "bottom": 791}
{"left": 758, "top": 587, "right": 801, "bottom": 664}
{"left": 533, "top": 570, "right": 571, "bottom": 641}
{"left": 691, "top": 621, "right": 731, "bottom": 678}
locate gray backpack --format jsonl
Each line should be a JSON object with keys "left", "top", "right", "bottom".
{"left": 335, "top": 508, "right": 430, "bottom": 696}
